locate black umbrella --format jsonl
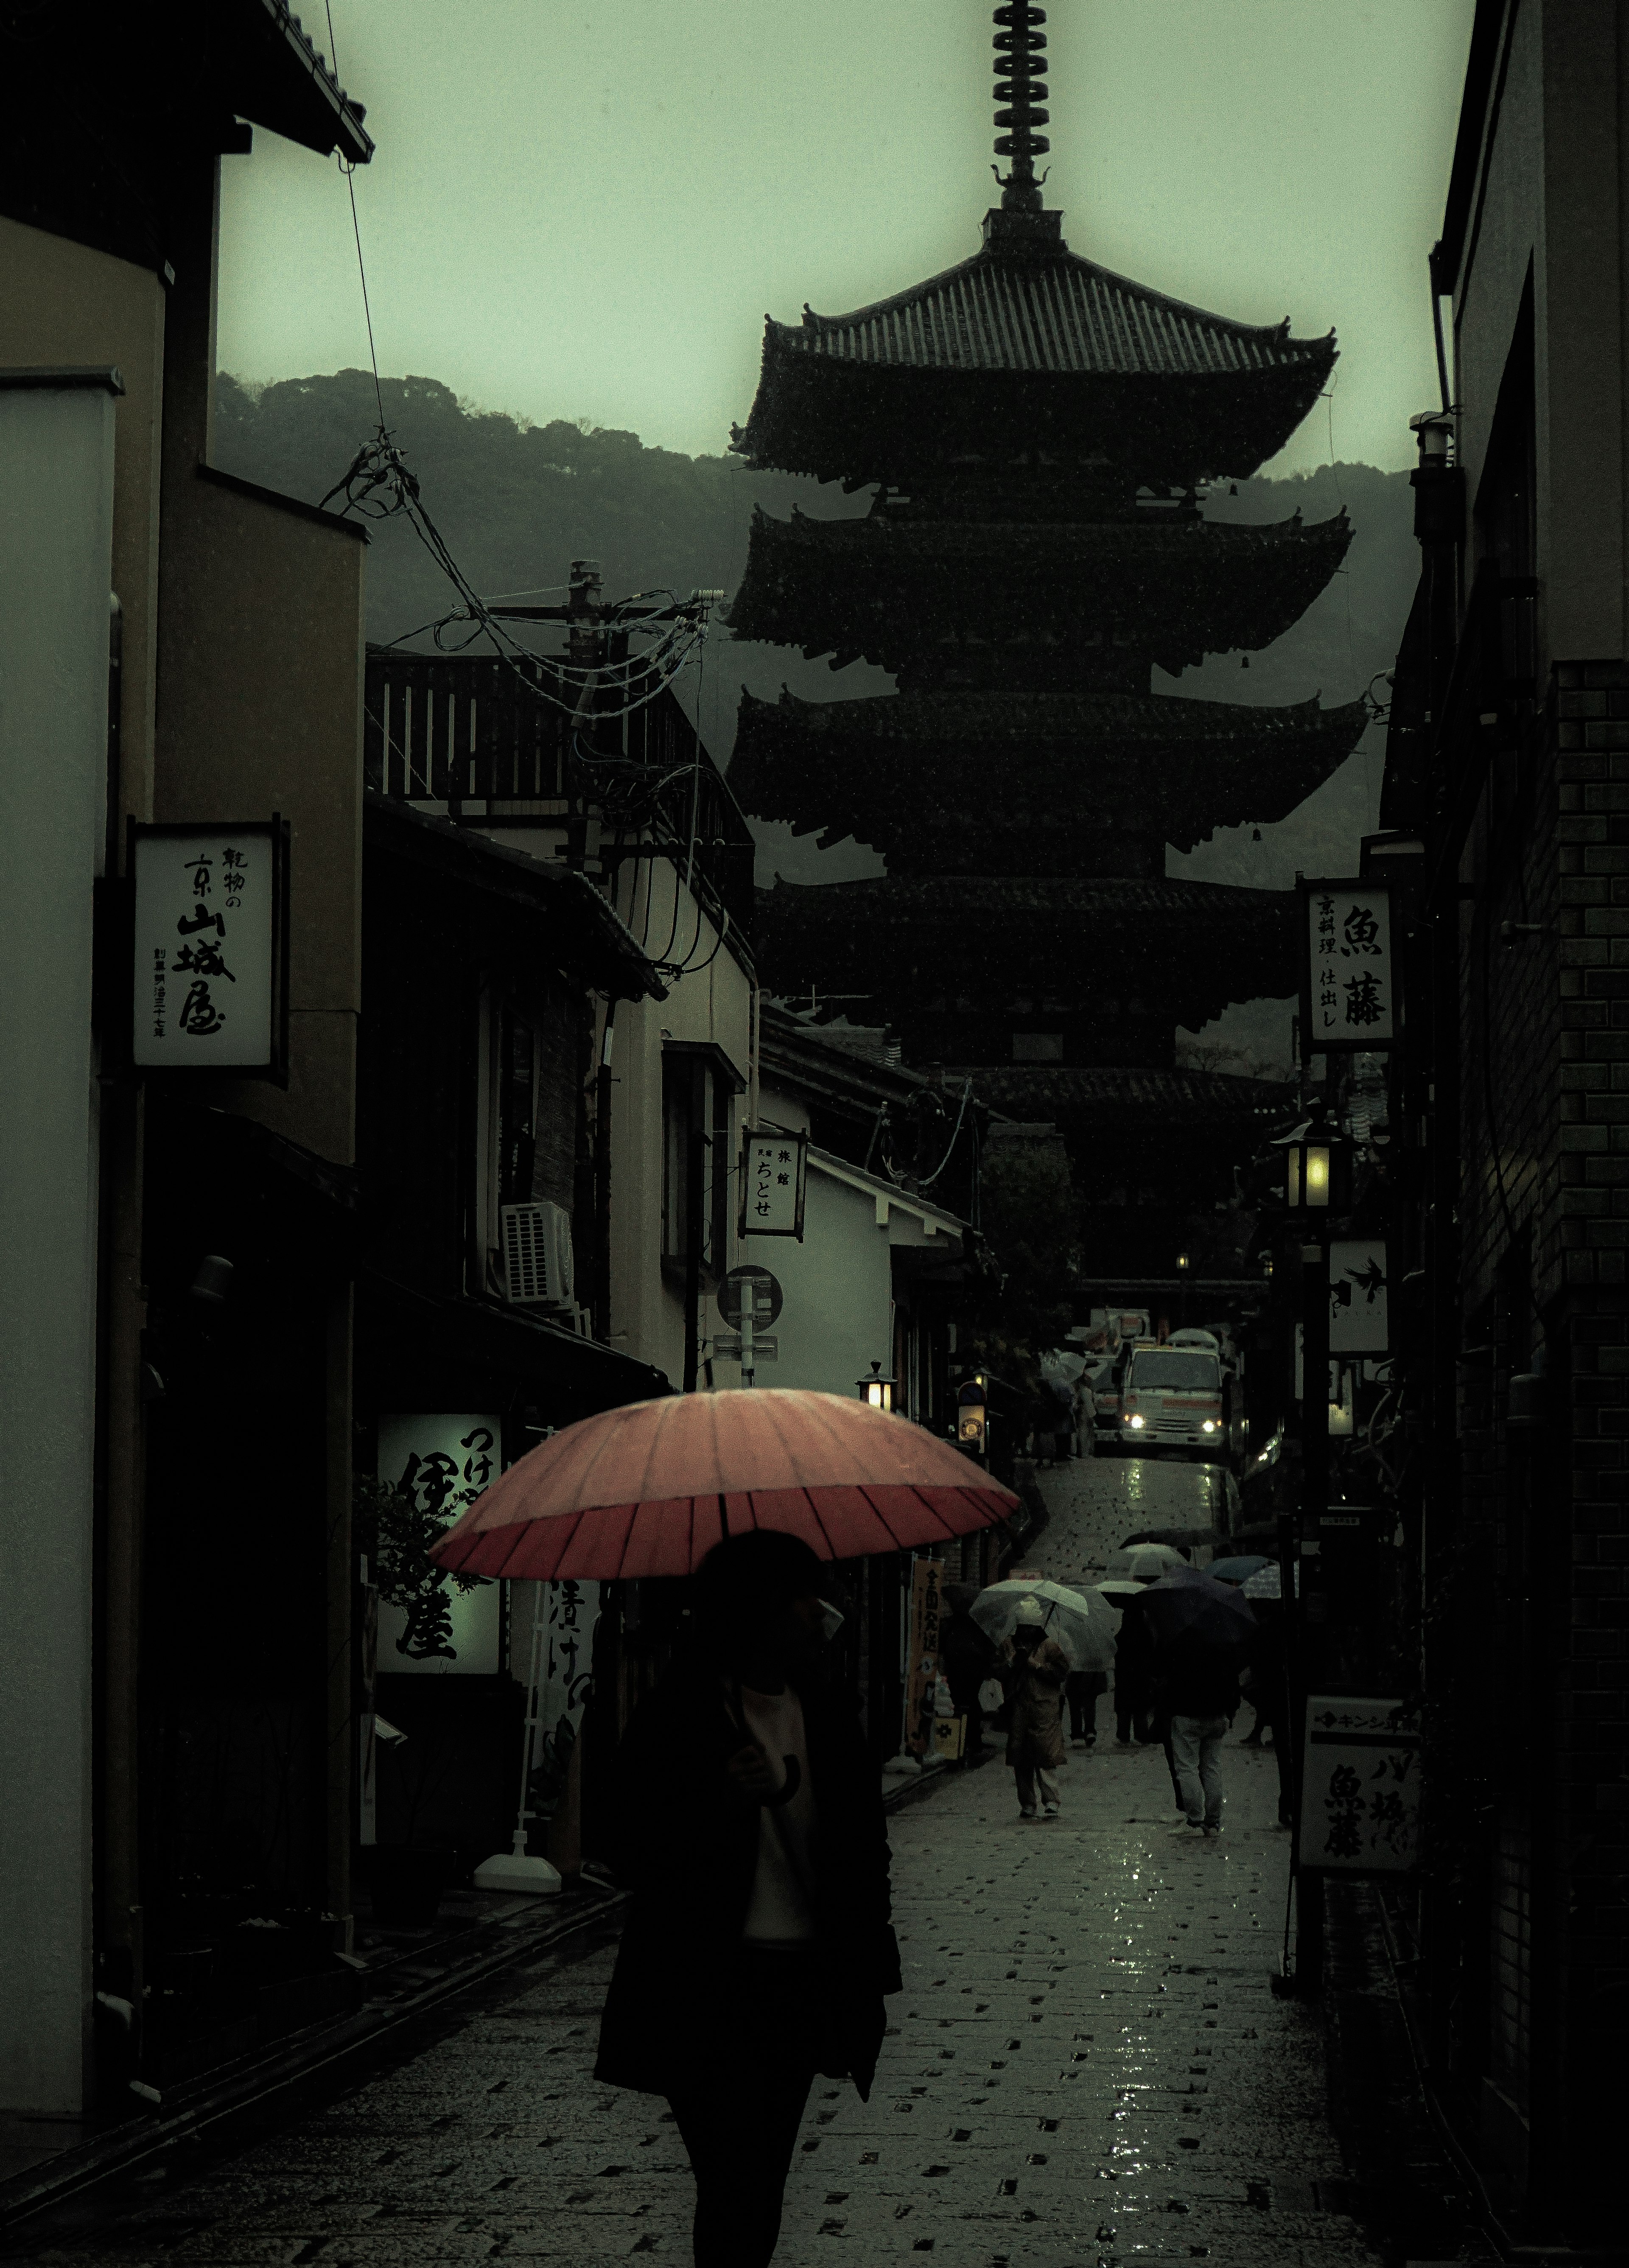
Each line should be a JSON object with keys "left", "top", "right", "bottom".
{"left": 1141, "top": 1565, "right": 1257, "bottom": 1654}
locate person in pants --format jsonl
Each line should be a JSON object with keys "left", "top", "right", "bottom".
{"left": 1000, "top": 1601, "right": 1070, "bottom": 1817}
{"left": 1106, "top": 1587, "right": 1156, "bottom": 1744}
{"left": 1162, "top": 1642, "right": 1249, "bottom": 1839}
{"left": 595, "top": 1532, "right": 901, "bottom": 2268}
{"left": 1066, "top": 1667, "right": 1106, "bottom": 1745}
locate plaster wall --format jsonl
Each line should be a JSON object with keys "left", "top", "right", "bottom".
{"left": 1453, "top": 0, "right": 1629, "bottom": 662}
{"left": 153, "top": 473, "right": 367, "bottom": 1165}
{"left": 605, "top": 850, "right": 752, "bottom": 1385}
{"left": 709, "top": 1152, "right": 957, "bottom": 1401}
{"left": 0, "top": 216, "right": 164, "bottom": 829}
{"left": 0, "top": 384, "right": 116, "bottom": 2114}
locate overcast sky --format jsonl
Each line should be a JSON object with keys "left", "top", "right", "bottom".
{"left": 221, "top": 0, "right": 1475, "bottom": 475}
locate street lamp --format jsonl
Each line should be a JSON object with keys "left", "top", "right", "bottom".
{"left": 956, "top": 1375, "right": 987, "bottom": 1454}
{"left": 1281, "top": 1118, "right": 1352, "bottom": 1212}
{"left": 1176, "top": 1252, "right": 1191, "bottom": 1274}
{"left": 858, "top": 1361, "right": 896, "bottom": 1414}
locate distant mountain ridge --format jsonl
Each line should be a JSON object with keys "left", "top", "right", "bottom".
{"left": 215, "top": 370, "right": 1416, "bottom": 915}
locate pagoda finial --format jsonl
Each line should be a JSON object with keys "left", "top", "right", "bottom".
{"left": 991, "top": 3, "right": 1049, "bottom": 212}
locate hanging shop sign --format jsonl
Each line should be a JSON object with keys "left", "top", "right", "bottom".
{"left": 1298, "top": 1696, "right": 1421, "bottom": 1873}
{"left": 1299, "top": 879, "right": 1396, "bottom": 1052}
{"left": 739, "top": 1129, "right": 808, "bottom": 1239}
{"left": 131, "top": 819, "right": 289, "bottom": 1077}
{"left": 904, "top": 1555, "right": 945, "bottom": 1757}
{"left": 376, "top": 1413, "right": 503, "bottom": 1676}
{"left": 1329, "top": 1239, "right": 1389, "bottom": 1353}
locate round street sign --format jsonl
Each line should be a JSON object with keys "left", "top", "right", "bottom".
{"left": 720, "top": 1265, "right": 783, "bottom": 1329}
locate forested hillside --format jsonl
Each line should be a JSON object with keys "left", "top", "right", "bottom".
{"left": 215, "top": 370, "right": 1418, "bottom": 919}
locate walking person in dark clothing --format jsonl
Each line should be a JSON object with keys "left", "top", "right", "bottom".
{"left": 1105, "top": 1585, "right": 1156, "bottom": 1744}
{"left": 1162, "top": 1637, "right": 1253, "bottom": 1839}
{"left": 595, "top": 1532, "right": 901, "bottom": 2268}
{"left": 1066, "top": 1667, "right": 1107, "bottom": 1746}
{"left": 940, "top": 1583, "right": 997, "bottom": 1760}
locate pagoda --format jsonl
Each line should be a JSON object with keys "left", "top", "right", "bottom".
{"left": 727, "top": 3, "right": 1367, "bottom": 1271}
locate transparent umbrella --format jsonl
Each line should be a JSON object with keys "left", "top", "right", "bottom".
{"left": 1102, "top": 1543, "right": 1189, "bottom": 1585}
{"left": 970, "top": 1579, "right": 1118, "bottom": 1672}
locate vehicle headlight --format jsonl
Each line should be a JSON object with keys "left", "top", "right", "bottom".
{"left": 1128, "top": 1414, "right": 1144, "bottom": 1429}
{"left": 1202, "top": 1420, "right": 1217, "bottom": 1433}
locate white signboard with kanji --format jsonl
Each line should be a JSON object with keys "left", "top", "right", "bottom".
{"left": 132, "top": 822, "right": 285, "bottom": 1072}
{"left": 1329, "top": 1240, "right": 1389, "bottom": 1353}
{"left": 1301, "top": 880, "right": 1396, "bottom": 1051}
{"left": 1299, "top": 1696, "right": 1420, "bottom": 1872}
{"left": 740, "top": 1129, "right": 807, "bottom": 1238}
{"left": 377, "top": 1413, "right": 502, "bottom": 1676}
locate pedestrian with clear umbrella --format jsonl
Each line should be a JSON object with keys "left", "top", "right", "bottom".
{"left": 999, "top": 1599, "right": 1071, "bottom": 1817}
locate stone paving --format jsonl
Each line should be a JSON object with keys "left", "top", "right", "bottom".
{"left": 13, "top": 1455, "right": 1386, "bottom": 2268}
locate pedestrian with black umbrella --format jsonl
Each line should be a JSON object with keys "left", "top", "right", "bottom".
{"left": 1141, "top": 1567, "right": 1257, "bottom": 1840}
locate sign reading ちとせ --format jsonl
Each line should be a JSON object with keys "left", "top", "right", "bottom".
{"left": 739, "top": 1129, "right": 807, "bottom": 1239}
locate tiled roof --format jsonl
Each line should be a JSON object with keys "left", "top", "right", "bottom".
{"left": 762, "top": 874, "right": 1293, "bottom": 921}
{"left": 774, "top": 248, "right": 1334, "bottom": 381}
{"left": 946, "top": 1066, "right": 1296, "bottom": 1127}
{"left": 736, "top": 685, "right": 1366, "bottom": 749}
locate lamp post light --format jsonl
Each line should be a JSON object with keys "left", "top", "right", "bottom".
{"left": 858, "top": 1361, "right": 896, "bottom": 1414}
{"left": 1276, "top": 1112, "right": 1352, "bottom": 1996}
{"left": 955, "top": 1375, "right": 988, "bottom": 1457}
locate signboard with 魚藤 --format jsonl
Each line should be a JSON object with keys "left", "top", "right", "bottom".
{"left": 1298, "top": 1697, "right": 1421, "bottom": 1873}
{"left": 1299, "top": 879, "right": 1396, "bottom": 1053}
{"left": 739, "top": 1128, "right": 808, "bottom": 1239}
{"left": 131, "top": 820, "right": 288, "bottom": 1076}
{"left": 376, "top": 1413, "right": 504, "bottom": 1675}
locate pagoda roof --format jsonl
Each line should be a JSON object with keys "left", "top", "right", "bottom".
{"left": 728, "top": 504, "right": 1352, "bottom": 678}
{"left": 769, "top": 247, "right": 1330, "bottom": 383}
{"left": 730, "top": 687, "right": 1369, "bottom": 870}
{"left": 948, "top": 1064, "right": 1295, "bottom": 1131}
{"left": 732, "top": 241, "right": 1337, "bottom": 486}
{"left": 755, "top": 873, "right": 1299, "bottom": 1031}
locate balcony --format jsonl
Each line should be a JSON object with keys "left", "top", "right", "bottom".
{"left": 364, "top": 646, "right": 756, "bottom": 952}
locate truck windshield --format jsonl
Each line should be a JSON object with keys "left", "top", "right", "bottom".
{"left": 1128, "top": 1352, "right": 1220, "bottom": 1392}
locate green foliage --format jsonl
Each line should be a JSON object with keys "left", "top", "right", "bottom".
{"left": 214, "top": 370, "right": 808, "bottom": 652}
{"left": 353, "top": 1471, "right": 480, "bottom": 1665}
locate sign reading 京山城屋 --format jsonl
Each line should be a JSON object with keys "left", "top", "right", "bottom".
{"left": 132, "top": 820, "right": 288, "bottom": 1075}
{"left": 739, "top": 1128, "right": 808, "bottom": 1239}
{"left": 1299, "top": 879, "right": 1396, "bottom": 1052}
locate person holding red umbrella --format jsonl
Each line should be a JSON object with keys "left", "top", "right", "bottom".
{"left": 593, "top": 1530, "right": 902, "bottom": 2268}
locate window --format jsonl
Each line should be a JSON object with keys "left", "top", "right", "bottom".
{"left": 661, "top": 1046, "right": 736, "bottom": 1281}
{"left": 1128, "top": 1351, "right": 1220, "bottom": 1393}
{"left": 475, "top": 988, "right": 540, "bottom": 1292}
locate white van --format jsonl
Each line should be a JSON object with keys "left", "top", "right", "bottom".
{"left": 1118, "top": 1342, "right": 1226, "bottom": 1456}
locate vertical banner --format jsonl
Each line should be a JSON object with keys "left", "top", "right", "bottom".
{"left": 1300, "top": 879, "right": 1396, "bottom": 1051}
{"left": 513, "top": 1578, "right": 601, "bottom": 1828}
{"left": 1298, "top": 1697, "right": 1421, "bottom": 1872}
{"left": 905, "top": 1556, "right": 944, "bottom": 1756}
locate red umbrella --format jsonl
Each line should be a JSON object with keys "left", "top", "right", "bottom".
{"left": 428, "top": 1389, "right": 1017, "bottom": 1581}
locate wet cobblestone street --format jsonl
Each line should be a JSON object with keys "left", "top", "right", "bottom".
{"left": 10, "top": 1460, "right": 1413, "bottom": 2267}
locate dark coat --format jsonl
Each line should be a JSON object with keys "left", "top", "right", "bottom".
{"left": 594, "top": 1658, "right": 902, "bottom": 2100}
{"left": 999, "top": 1634, "right": 1069, "bottom": 1768}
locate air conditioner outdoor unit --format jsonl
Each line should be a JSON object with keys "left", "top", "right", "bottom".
{"left": 500, "top": 1201, "right": 574, "bottom": 1308}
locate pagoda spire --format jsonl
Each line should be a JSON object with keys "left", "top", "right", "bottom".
{"left": 992, "top": 2, "right": 1050, "bottom": 212}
